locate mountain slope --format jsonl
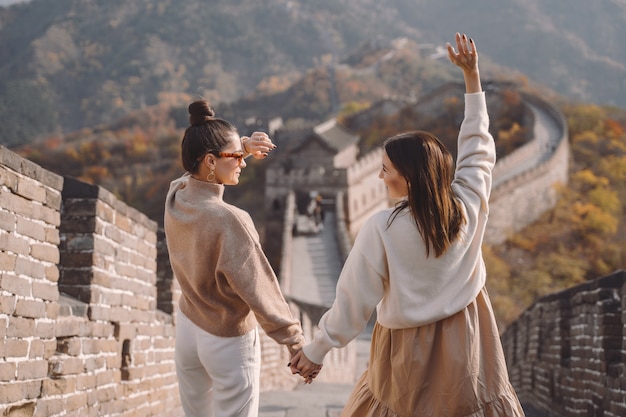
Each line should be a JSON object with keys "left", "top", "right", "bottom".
{"left": 1, "top": 0, "right": 625, "bottom": 146}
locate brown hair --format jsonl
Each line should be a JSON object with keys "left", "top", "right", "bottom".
{"left": 180, "top": 100, "right": 237, "bottom": 173}
{"left": 384, "top": 131, "right": 466, "bottom": 257}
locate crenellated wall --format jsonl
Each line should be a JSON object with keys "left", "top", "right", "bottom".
{"left": 501, "top": 270, "right": 626, "bottom": 417}
{"left": 0, "top": 145, "right": 183, "bottom": 416}
{"left": 486, "top": 93, "right": 570, "bottom": 244}
{"left": 265, "top": 165, "right": 348, "bottom": 198}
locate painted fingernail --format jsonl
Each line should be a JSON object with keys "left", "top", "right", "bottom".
{"left": 287, "top": 362, "right": 291, "bottom": 367}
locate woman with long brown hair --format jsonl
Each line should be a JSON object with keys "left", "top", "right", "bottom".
{"left": 290, "top": 33, "right": 525, "bottom": 416}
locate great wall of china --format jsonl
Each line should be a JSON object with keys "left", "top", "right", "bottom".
{"left": 1, "top": 88, "right": 624, "bottom": 416}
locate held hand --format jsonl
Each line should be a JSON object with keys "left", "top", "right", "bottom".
{"left": 287, "top": 343, "right": 302, "bottom": 358}
{"left": 289, "top": 350, "right": 323, "bottom": 384}
{"left": 241, "top": 131, "right": 277, "bottom": 160}
{"left": 446, "top": 32, "right": 482, "bottom": 94}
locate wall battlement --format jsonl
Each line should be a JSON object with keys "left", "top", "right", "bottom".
{"left": 501, "top": 270, "right": 626, "bottom": 417}
{"left": 0, "top": 145, "right": 183, "bottom": 416}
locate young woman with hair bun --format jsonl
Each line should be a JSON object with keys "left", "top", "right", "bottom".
{"left": 164, "top": 99, "right": 305, "bottom": 417}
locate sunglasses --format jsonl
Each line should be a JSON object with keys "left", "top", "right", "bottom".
{"left": 219, "top": 152, "right": 245, "bottom": 163}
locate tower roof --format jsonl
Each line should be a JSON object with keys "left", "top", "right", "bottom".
{"left": 312, "top": 118, "right": 360, "bottom": 153}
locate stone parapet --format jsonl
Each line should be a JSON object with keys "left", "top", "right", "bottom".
{"left": 502, "top": 270, "right": 626, "bottom": 417}
{"left": 1, "top": 146, "right": 181, "bottom": 416}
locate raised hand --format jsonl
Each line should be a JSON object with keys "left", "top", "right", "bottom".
{"left": 446, "top": 33, "right": 482, "bottom": 94}
{"left": 241, "top": 131, "right": 277, "bottom": 159}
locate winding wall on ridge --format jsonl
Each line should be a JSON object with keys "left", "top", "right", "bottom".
{"left": 486, "top": 92, "right": 569, "bottom": 244}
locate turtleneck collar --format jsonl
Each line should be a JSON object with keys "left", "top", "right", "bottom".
{"left": 186, "top": 174, "right": 225, "bottom": 200}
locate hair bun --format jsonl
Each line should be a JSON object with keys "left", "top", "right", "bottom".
{"left": 188, "top": 100, "right": 216, "bottom": 126}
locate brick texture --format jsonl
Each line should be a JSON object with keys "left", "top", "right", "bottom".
{"left": 502, "top": 270, "right": 626, "bottom": 417}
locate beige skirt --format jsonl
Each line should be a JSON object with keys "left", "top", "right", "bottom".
{"left": 341, "top": 288, "right": 525, "bottom": 417}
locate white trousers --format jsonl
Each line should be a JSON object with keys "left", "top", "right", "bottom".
{"left": 175, "top": 312, "right": 261, "bottom": 417}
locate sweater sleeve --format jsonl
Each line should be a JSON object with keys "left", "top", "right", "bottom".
{"left": 303, "top": 220, "right": 386, "bottom": 364}
{"left": 219, "top": 210, "right": 304, "bottom": 353}
{"left": 453, "top": 92, "right": 496, "bottom": 215}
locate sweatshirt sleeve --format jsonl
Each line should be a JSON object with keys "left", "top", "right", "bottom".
{"left": 219, "top": 210, "right": 304, "bottom": 353}
{"left": 303, "top": 220, "right": 386, "bottom": 364}
{"left": 453, "top": 92, "right": 496, "bottom": 215}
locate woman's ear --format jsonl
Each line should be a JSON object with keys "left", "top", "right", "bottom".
{"left": 204, "top": 153, "right": 216, "bottom": 168}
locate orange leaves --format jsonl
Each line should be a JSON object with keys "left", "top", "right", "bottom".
{"left": 571, "top": 201, "right": 619, "bottom": 236}
{"left": 604, "top": 118, "right": 624, "bottom": 139}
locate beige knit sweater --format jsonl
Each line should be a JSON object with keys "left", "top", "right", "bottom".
{"left": 164, "top": 174, "right": 304, "bottom": 353}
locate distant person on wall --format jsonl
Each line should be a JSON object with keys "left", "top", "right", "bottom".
{"left": 164, "top": 100, "right": 305, "bottom": 417}
{"left": 289, "top": 33, "right": 526, "bottom": 416}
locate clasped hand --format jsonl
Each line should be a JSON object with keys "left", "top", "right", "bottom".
{"left": 289, "top": 350, "right": 323, "bottom": 384}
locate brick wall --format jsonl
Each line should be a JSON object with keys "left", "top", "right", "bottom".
{"left": 0, "top": 146, "right": 65, "bottom": 416}
{"left": 56, "top": 176, "right": 180, "bottom": 417}
{"left": 0, "top": 145, "right": 183, "bottom": 416}
{"left": 502, "top": 270, "right": 626, "bottom": 417}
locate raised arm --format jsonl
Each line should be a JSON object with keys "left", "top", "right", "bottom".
{"left": 448, "top": 34, "right": 495, "bottom": 215}
{"left": 446, "top": 32, "right": 482, "bottom": 94}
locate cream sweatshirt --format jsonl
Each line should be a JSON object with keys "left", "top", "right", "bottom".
{"left": 303, "top": 92, "right": 495, "bottom": 364}
{"left": 164, "top": 175, "right": 304, "bottom": 353}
